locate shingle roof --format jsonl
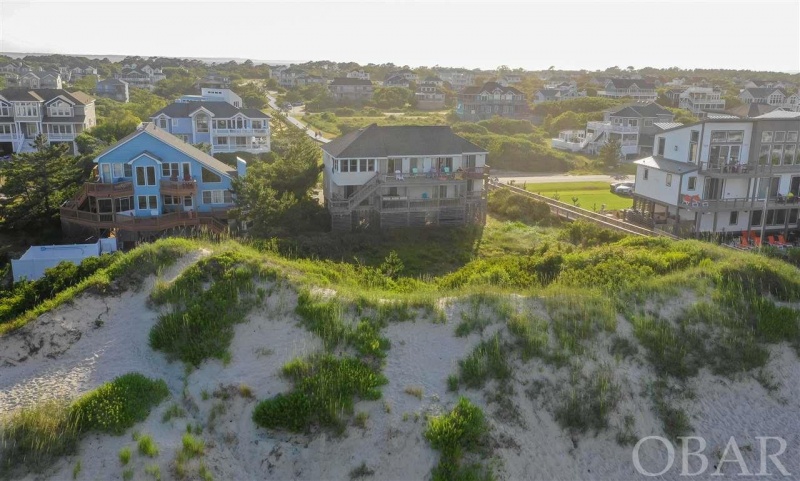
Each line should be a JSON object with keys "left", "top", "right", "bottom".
{"left": 98, "top": 78, "right": 129, "bottom": 86}
{"left": 725, "top": 103, "right": 777, "bottom": 118}
{"left": 607, "top": 79, "right": 656, "bottom": 89}
{"left": 634, "top": 156, "right": 698, "bottom": 175}
{"left": 461, "top": 82, "right": 523, "bottom": 96}
{"left": 330, "top": 77, "right": 373, "bottom": 86}
{"left": 322, "top": 124, "right": 487, "bottom": 158}
{"left": 0, "top": 88, "right": 93, "bottom": 104}
{"left": 741, "top": 87, "right": 787, "bottom": 98}
{"left": 755, "top": 111, "right": 800, "bottom": 119}
{"left": 241, "top": 108, "right": 271, "bottom": 119}
{"left": 96, "top": 123, "right": 237, "bottom": 176}
{"left": 609, "top": 102, "right": 672, "bottom": 118}
{"left": 653, "top": 122, "right": 684, "bottom": 130}
{"left": 536, "top": 89, "right": 560, "bottom": 97}
{"left": 152, "top": 101, "right": 259, "bottom": 119}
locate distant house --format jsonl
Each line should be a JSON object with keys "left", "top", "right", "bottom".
{"left": 277, "top": 68, "right": 306, "bottom": 88}
{"left": 60, "top": 123, "right": 244, "bottom": 246}
{"left": 346, "top": 70, "right": 370, "bottom": 80}
{"left": 150, "top": 89, "right": 270, "bottom": 154}
{"left": 743, "top": 79, "right": 792, "bottom": 90}
{"left": 415, "top": 83, "right": 445, "bottom": 110}
{"left": 114, "top": 67, "right": 165, "bottom": 91}
{"left": 552, "top": 102, "right": 675, "bottom": 159}
{"left": 197, "top": 73, "right": 231, "bottom": 89}
{"left": 96, "top": 78, "right": 130, "bottom": 103}
{"left": 321, "top": 124, "right": 488, "bottom": 231}
{"left": 677, "top": 87, "right": 725, "bottom": 118}
{"left": 455, "top": 82, "right": 529, "bottom": 121}
{"left": 738, "top": 87, "right": 798, "bottom": 111}
{"left": 40, "top": 72, "right": 63, "bottom": 89}
{"left": 533, "top": 82, "right": 584, "bottom": 104}
{"left": 383, "top": 75, "right": 412, "bottom": 88}
{"left": 598, "top": 79, "right": 658, "bottom": 101}
{"left": 498, "top": 74, "right": 522, "bottom": 86}
{"left": 0, "top": 88, "right": 96, "bottom": 154}
{"left": 436, "top": 71, "right": 475, "bottom": 92}
{"left": 329, "top": 78, "right": 374, "bottom": 102}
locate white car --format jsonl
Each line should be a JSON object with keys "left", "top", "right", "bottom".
{"left": 615, "top": 185, "right": 634, "bottom": 196}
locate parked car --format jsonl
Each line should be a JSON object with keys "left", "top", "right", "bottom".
{"left": 610, "top": 181, "right": 633, "bottom": 193}
{"left": 615, "top": 185, "right": 634, "bottom": 196}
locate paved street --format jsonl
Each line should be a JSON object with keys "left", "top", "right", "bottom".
{"left": 266, "top": 93, "right": 329, "bottom": 143}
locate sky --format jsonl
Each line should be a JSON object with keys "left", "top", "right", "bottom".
{"left": 1, "top": 0, "right": 799, "bottom": 72}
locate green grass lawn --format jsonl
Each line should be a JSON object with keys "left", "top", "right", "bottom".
{"left": 523, "top": 181, "right": 633, "bottom": 211}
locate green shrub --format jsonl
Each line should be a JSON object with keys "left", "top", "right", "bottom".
{"left": 137, "top": 435, "right": 159, "bottom": 457}
{"left": 181, "top": 433, "right": 204, "bottom": 458}
{"left": 458, "top": 334, "right": 510, "bottom": 389}
{"left": 253, "top": 355, "right": 387, "bottom": 432}
{"left": 424, "top": 397, "right": 491, "bottom": 481}
{"left": 554, "top": 369, "right": 620, "bottom": 433}
{"left": 71, "top": 373, "right": 169, "bottom": 434}
{"left": 119, "top": 446, "right": 131, "bottom": 465}
{"left": 0, "top": 400, "right": 80, "bottom": 472}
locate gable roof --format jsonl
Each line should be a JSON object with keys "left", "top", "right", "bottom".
{"left": 322, "top": 124, "right": 487, "bottom": 158}
{"left": 461, "top": 82, "right": 523, "bottom": 96}
{"left": 723, "top": 103, "right": 777, "bottom": 118}
{"left": 741, "top": 87, "right": 787, "bottom": 98}
{"left": 96, "top": 123, "right": 236, "bottom": 176}
{"left": 607, "top": 78, "right": 656, "bottom": 89}
{"left": 0, "top": 88, "right": 93, "bottom": 104}
{"left": 98, "top": 78, "right": 129, "bottom": 86}
{"left": 152, "top": 101, "right": 265, "bottom": 119}
{"left": 609, "top": 102, "right": 672, "bottom": 118}
{"left": 330, "top": 77, "right": 373, "bottom": 86}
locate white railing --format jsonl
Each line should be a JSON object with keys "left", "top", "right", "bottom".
{"left": 45, "top": 133, "right": 76, "bottom": 141}
{"left": 212, "top": 144, "right": 270, "bottom": 153}
{"left": 0, "top": 132, "right": 22, "bottom": 141}
{"left": 551, "top": 138, "right": 584, "bottom": 152}
{"left": 213, "top": 128, "right": 269, "bottom": 135}
{"left": 587, "top": 121, "right": 640, "bottom": 133}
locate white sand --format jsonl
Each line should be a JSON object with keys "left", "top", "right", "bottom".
{"left": 5, "top": 259, "right": 800, "bottom": 481}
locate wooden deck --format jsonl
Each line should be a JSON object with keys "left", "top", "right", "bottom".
{"left": 60, "top": 207, "right": 229, "bottom": 234}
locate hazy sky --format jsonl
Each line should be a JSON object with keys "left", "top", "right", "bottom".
{"left": 1, "top": 0, "right": 799, "bottom": 72}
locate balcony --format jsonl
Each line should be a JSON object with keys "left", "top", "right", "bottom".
{"left": 380, "top": 167, "right": 489, "bottom": 184}
{"left": 212, "top": 144, "right": 270, "bottom": 153}
{"left": 681, "top": 196, "right": 800, "bottom": 213}
{"left": 213, "top": 128, "right": 269, "bottom": 135}
{"left": 0, "top": 132, "right": 22, "bottom": 142}
{"left": 160, "top": 178, "right": 198, "bottom": 196}
{"left": 84, "top": 181, "right": 134, "bottom": 198}
{"left": 45, "top": 133, "right": 76, "bottom": 141}
{"left": 702, "top": 161, "right": 800, "bottom": 177}
{"left": 587, "top": 121, "right": 640, "bottom": 134}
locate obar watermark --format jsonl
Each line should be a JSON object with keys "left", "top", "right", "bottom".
{"left": 632, "top": 436, "right": 791, "bottom": 477}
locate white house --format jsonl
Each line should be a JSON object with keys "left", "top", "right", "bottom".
{"left": 598, "top": 79, "right": 658, "bottom": 101}
{"left": 678, "top": 87, "right": 725, "bottom": 118}
{"left": 629, "top": 113, "right": 800, "bottom": 237}
{"left": 321, "top": 124, "right": 489, "bottom": 231}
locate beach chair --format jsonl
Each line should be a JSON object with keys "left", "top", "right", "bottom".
{"left": 682, "top": 195, "right": 692, "bottom": 206}
{"left": 767, "top": 236, "right": 778, "bottom": 246}
{"left": 738, "top": 235, "right": 750, "bottom": 249}
{"left": 753, "top": 236, "right": 762, "bottom": 247}
{"left": 395, "top": 170, "right": 404, "bottom": 181}
{"left": 411, "top": 167, "right": 419, "bottom": 177}
{"left": 777, "top": 234, "right": 790, "bottom": 247}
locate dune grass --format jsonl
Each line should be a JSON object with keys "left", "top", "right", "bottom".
{"left": 424, "top": 397, "right": 492, "bottom": 481}
{"left": 0, "top": 373, "right": 168, "bottom": 473}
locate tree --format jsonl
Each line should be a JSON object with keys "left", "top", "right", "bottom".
{"left": 231, "top": 129, "right": 325, "bottom": 236}
{"left": 0, "top": 136, "right": 82, "bottom": 230}
{"left": 371, "top": 87, "right": 413, "bottom": 110}
{"left": 599, "top": 139, "right": 622, "bottom": 168}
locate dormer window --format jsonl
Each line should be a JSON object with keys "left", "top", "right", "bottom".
{"left": 0, "top": 103, "right": 9, "bottom": 117}
{"left": 48, "top": 101, "right": 71, "bottom": 117}
{"left": 158, "top": 117, "right": 168, "bottom": 129}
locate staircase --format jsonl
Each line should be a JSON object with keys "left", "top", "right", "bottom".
{"left": 346, "top": 173, "right": 380, "bottom": 209}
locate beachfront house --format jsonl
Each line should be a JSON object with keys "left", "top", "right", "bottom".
{"left": 321, "top": 124, "right": 489, "bottom": 231}
{"left": 598, "top": 79, "right": 658, "bottom": 102}
{"left": 455, "top": 82, "right": 529, "bottom": 121}
{"left": 628, "top": 112, "right": 800, "bottom": 237}
{"left": 60, "top": 122, "right": 244, "bottom": 247}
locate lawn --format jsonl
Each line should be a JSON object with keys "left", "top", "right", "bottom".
{"left": 523, "top": 181, "right": 633, "bottom": 211}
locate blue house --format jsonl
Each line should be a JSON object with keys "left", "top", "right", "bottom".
{"left": 61, "top": 122, "right": 245, "bottom": 245}
{"left": 150, "top": 89, "right": 271, "bottom": 155}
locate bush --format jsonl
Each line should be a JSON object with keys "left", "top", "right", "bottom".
{"left": 424, "top": 397, "right": 491, "bottom": 481}
{"left": 71, "top": 373, "right": 170, "bottom": 434}
{"left": 252, "top": 355, "right": 387, "bottom": 432}
{"left": 488, "top": 188, "right": 558, "bottom": 226}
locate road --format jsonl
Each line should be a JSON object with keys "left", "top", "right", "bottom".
{"left": 495, "top": 173, "right": 634, "bottom": 184}
{"left": 265, "top": 93, "right": 329, "bottom": 144}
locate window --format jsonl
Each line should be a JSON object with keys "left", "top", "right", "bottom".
{"left": 710, "top": 131, "right": 727, "bottom": 143}
{"left": 135, "top": 166, "right": 156, "bottom": 186}
{"left": 47, "top": 101, "right": 71, "bottom": 117}
{"left": 201, "top": 167, "right": 221, "bottom": 183}
{"left": 162, "top": 162, "right": 180, "bottom": 178}
{"left": 183, "top": 196, "right": 193, "bottom": 207}
{"left": 171, "top": 119, "right": 178, "bottom": 127}
{"left": 657, "top": 138, "right": 665, "bottom": 156}
{"left": 751, "top": 210, "right": 763, "bottom": 226}
{"left": 112, "top": 163, "right": 125, "bottom": 179}
{"left": 774, "top": 131, "right": 786, "bottom": 143}
{"left": 790, "top": 209, "right": 799, "bottom": 225}
{"left": 785, "top": 145, "right": 797, "bottom": 165}
{"left": 771, "top": 145, "right": 783, "bottom": 165}
{"left": 690, "top": 131, "right": 699, "bottom": 142}
{"left": 124, "top": 164, "right": 132, "bottom": 177}
{"left": 688, "top": 177, "right": 696, "bottom": 190}
{"left": 644, "top": 119, "right": 653, "bottom": 127}
{"left": 729, "top": 211, "right": 739, "bottom": 225}
{"left": 158, "top": 117, "right": 168, "bottom": 129}
{"left": 666, "top": 174, "right": 672, "bottom": 187}
{"left": 195, "top": 114, "right": 209, "bottom": 133}
{"left": 643, "top": 168, "right": 649, "bottom": 180}
{"left": 787, "top": 132, "right": 799, "bottom": 143}
{"left": 202, "top": 190, "right": 233, "bottom": 204}
{"left": 137, "top": 195, "right": 157, "bottom": 210}
{"left": 759, "top": 145, "right": 771, "bottom": 165}
{"left": 0, "top": 124, "right": 13, "bottom": 134}
{"left": 114, "top": 196, "right": 132, "bottom": 212}
{"left": 0, "top": 103, "right": 9, "bottom": 116}
{"left": 761, "top": 131, "right": 773, "bottom": 143}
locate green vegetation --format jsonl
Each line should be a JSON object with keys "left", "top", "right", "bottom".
{"left": 0, "top": 373, "right": 168, "bottom": 473}
{"left": 524, "top": 181, "right": 633, "bottom": 211}
{"left": 424, "top": 397, "right": 492, "bottom": 481}
{"left": 0, "top": 238, "right": 195, "bottom": 336}
{"left": 149, "top": 251, "right": 277, "bottom": 365}
{"left": 181, "top": 434, "right": 205, "bottom": 458}
{"left": 119, "top": 446, "right": 131, "bottom": 465}
{"left": 137, "top": 434, "right": 159, "bottom": 457}
{"left": 252, "top": 354, "right": 387, "bottom": 433}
